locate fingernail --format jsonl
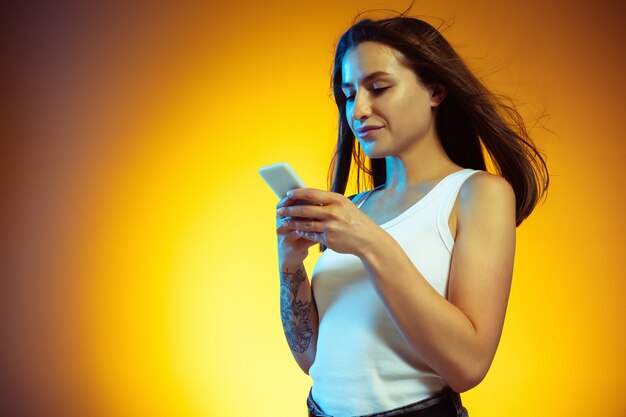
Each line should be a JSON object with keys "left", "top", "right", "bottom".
{"left": 286, "top": 190, "right": 293, "bottom": 198}
{"left": 276, "top": 208, "right": 284, "bottom": 215}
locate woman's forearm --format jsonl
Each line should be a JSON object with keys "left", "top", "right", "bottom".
{"left": 279, "top": 262, "right": 318, "bottom": 374}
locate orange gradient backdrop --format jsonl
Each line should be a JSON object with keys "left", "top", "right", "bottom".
{"left": 3, "top": 1, "right": 625, "bottom": 416}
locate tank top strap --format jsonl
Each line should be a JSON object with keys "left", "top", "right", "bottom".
{"left": 435, "top": 169, "right": 482, "bottom": 253}
{"left": 355, "top": 184, "right": 384, "bottom": 209}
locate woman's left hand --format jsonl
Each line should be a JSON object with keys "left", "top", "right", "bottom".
{"left": 275, "top": 188, "right": 381, "bottom": 257}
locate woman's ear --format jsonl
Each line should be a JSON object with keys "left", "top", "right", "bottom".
{"left": 430, "top": 83, "right": 447, "bottom": 108}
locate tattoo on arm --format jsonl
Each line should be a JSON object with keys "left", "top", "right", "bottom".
{"left": 280, "top": 267, "right": 313, "bottom": 353}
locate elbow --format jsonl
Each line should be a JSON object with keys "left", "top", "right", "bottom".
{"left": 448, "top": 372, "right": 485, "bottom": 394}
{"left": 301, "top": 358, "right": 316, "bottom": 376}
{"left": 297, "top": 352, "right": 316, "bottom": 376}
{"left": 446, "top": 361, "right": 490, "bottom": 393}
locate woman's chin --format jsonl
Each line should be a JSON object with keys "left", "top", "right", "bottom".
{"left": 362, "top": 147, "right": 388, "bottom": 160}
{"left": 359, "top": 142, "right": 381, "bottom": 157}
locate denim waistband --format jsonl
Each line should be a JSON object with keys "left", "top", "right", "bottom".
{"left": 307, "top": 386, "right": 468, "bottom": 417}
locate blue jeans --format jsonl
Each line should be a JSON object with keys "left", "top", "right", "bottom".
{"left": 307, "top": 386, "right": 469, "bottom": 417}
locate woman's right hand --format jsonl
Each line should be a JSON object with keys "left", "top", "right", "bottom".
{"left": 276, "top": 194, "right": 318, "bottom": 266}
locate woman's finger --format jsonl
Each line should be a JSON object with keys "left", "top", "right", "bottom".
{"left": 276, "top": 203, "right": 328, "bottom": 220}
{"left": 295, "top": 230, "right": 321, "bottom": 242}
{"left": 276, "top": 194, "right": 298, "bottom": 209}
{"left": 282, "top": 218, "right": 323, "bottom": 233}
{"left": 286, "top": 188, "right": 340, "bottom": 206}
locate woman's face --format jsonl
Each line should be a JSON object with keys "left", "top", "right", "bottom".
{"left": 341, "top": 41, "right": 443, "bottom": 159}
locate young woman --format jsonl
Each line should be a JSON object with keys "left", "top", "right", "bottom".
{"left": 275, "top": 15, "right": 549, "bottom": 417}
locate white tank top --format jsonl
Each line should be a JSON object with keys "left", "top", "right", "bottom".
{"left": 309, "top": 168, "right": 481, "bottom": 416}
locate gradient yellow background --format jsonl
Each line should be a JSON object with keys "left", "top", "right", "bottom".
{"left": 3, "top": 0, "right": 625, "bottom": 416}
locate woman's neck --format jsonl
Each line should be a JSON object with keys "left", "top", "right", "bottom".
{"left": 383, "top": 137, "right": 462, "bottom": 192}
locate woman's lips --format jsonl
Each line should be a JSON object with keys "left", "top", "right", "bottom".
{"left": 358, "top": 126, "right": 382, "bottom": 138}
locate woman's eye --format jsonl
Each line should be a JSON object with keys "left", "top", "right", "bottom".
{"left": 372, "top": 86, "right": 389, "bottom": 94}
{"left": 344, "top": 86, "right": 388, "bottom": 103}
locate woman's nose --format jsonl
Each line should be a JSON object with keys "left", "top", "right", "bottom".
{"left": 351, "top": 92, "right": 372, "bottom": 120}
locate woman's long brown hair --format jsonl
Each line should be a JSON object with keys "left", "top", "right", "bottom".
{"left": 327, "top": 16, "right": 549, "bottom": 231}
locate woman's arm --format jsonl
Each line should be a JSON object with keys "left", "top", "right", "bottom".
{"left": 279, "top": 261, "right": 318, "bottom": 375}
{"left": 278, "top": 173, "right": 515, "bottom": 388}
{"left": 358, "top": 172, "right": 516, "bottom": 392}
{"left": 275, "top": 193, "right": 321, "bottom": 375}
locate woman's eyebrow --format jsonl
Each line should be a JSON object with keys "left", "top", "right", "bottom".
{"left": 341, "top": 71, "right": 392, "bottom": 88}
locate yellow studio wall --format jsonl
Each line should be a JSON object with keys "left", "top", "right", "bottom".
{"left": 3, "top": 1, "right": 624, "bottom": 416}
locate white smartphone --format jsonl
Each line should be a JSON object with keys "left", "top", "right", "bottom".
{"left": 258, "top": 162, "right": 307, "bottom": 198}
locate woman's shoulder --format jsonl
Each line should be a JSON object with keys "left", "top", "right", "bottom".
{"left": 463, "top": 170, "right": 514, "bottom": 193}
{"left": 458, "top": 171, "right": 516, "bottom": 219}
